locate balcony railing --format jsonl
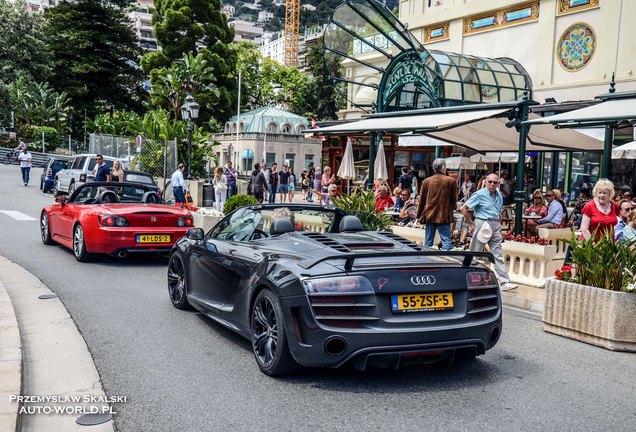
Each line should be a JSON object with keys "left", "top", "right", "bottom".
{"left": 211, "top": 132, "right": 318, "bottom": 143}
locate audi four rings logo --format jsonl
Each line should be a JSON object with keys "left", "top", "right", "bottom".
{"left": 410, "top": 275, "right": 436, "bottom": 285}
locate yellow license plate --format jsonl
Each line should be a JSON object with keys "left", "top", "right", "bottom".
{"left": 391, "top": 293, "right": 454, "bottom": 312}
{"left": 136, "top": 234, "right": 171, "bottom": 243}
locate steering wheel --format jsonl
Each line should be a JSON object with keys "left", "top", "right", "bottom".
{"left": 250, "top": 229, "right": 269, "bottom": 240}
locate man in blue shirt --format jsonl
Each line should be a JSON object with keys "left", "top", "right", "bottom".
{"left": 93, "top": 155, "right": 110, "bottom": 181}
{"left": 614, "top": 199, "right": 633, "bottom": 241}
{"left": 171, "top": 163, "right": 188, "bottom": 204}
{"left": 461, "top": 173, "right": 517, "bottom": 291}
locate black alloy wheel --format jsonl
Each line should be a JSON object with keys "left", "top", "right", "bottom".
{"left": 251, "top": 289, "right": 298, "bottom": 376}
{"left": 40, "top": 212, "right": 54, "bottom": 245}
{"left": 73, "top": 224, "right": 90, "bottom": 262}
{"left": 167, "top": 254, "right": 190, "bottom": 309}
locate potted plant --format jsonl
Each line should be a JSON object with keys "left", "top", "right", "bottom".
{"left": 331, "top": 189, "right": 392, "bottom": 231}
{"left": 543, "top": 231, "right": 636, "bottom": 351}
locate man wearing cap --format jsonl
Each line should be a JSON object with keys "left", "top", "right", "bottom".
{"left": 461, "top": 172, "right": 517, "bottom": 291}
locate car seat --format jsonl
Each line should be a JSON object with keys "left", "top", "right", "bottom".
{"left": 339, "top": 215, "right": 363, "bottom": 232}
{"left": 270, "top": 218, "right": 294, "bottom": 235}
{"left": 98, "top": 190, "right": 119, "bottom": 204}
{"left": 141, "top": 191, "right": 161, "bottom": 204}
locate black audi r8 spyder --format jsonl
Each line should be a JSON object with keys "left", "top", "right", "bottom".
{"left": 167, "top": 204, "right": 503, "bottom": 376}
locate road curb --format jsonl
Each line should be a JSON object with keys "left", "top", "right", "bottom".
{"left": 0, "top": 273, "right": 22, "bottom": 432}
{"left": 0, "top": 256, "right": 114, "bottom": 431}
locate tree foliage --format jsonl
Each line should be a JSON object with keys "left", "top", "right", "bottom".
{"left": 9, "top": 77, "right": 71, "bottom": 131}
{"left": 43, "top": 0, "right": 145, "bottom": 136}
{"left": 0, "top": 0, "right": 53, "bottom": 126}
{"left": 304, "top": 40, "right": 345, "bottom": 120}
{"left": 142, "top": 0, "right": 237, "bottom": 123}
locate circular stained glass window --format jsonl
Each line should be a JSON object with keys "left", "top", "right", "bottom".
{"left": 557, "top": 22, "right": 596, "bottom": 72}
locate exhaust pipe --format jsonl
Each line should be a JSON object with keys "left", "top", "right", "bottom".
{"left": 490, "top": 325, "right": 501, "bottom": 344}
{"left": 117, "top": 250, "right": 128, "bottom": 258}
{"left": 324, "top": 336, "right": 347, "bottom": 356}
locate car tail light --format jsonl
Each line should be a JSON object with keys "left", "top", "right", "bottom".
{"left": 303, "top": 276, "right": 374, "bottom": 296}
{"left": 176, "top": 216, "right": 193, "bottom": 227}
{"left": 47, "top": 168, "right": 52, "bottom": 176}
{"left": 79, "top": 173, "right": 87, "bottom": 183}
{"left": 98, "top": 214, "right": 129, "bottom": 227}
{"left": 466, "top": 271, "right": 498, "bottom": 289}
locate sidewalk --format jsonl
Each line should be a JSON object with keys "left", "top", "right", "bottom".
{"left": 0, "top": 256, "right": 114, "bottom": 432}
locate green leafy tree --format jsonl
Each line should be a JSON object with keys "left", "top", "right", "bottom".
{"left": 86, "top": 111, "right": 141, "bottom": 136}
{"left": 0, "top": 0, "right": 53, "bottom": 125}
{"left": 149, "top": 53, "right": 220, "bottom": 122}
{"left": 126, "top": 109, "right": 218, "bottom": 178}
{"left": 44, "top": 0, "right": 145, "bottom": 137}
{"left": 9, "top": 78, "right": 71, "bottom": 132}
{"left": 305, "top": 41, "right": 346, "bottom": 120}
{"left": 142, "top": 0, "right": 237, "bottom": 122}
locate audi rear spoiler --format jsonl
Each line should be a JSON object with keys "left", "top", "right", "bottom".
{"left": 299, "top": 251, "right": 495, "bottom": 272}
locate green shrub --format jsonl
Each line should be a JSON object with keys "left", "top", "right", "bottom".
{"left": 224, "top": 194, "right": 259, "bottom": 215}
{"left": 568, "top": 230, "right": 636, "bottom": 291}
{"left": 331, "top": 188, "right": 392, "bottom": 231}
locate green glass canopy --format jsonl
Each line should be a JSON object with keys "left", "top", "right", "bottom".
{"left": 323, "top": 0, "right": 532, "bottom": 113}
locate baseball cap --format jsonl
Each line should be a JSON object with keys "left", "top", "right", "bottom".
{"left": 476, "top": 222, "right": 493, "bottom": 243}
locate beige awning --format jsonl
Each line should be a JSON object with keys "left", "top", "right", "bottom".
{"left": 523, "top": 98, "right": 636, "bottom": 125}
{"left": 307, "top": 104, "right": 604, "bottom": 152}
{"left": 423, "top": 114, "right": 604, "bottom": 152}
{"left": 310, "top": 107, "right": 510, "bottom": 135}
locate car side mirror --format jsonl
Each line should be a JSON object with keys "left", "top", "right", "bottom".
{"left": 55, "top": 195, "right": 67, "bottom": 206}
{"left": 186, "top": 228, "right": 204, "bottom": 241}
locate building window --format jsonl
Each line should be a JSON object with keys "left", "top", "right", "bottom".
{"left": 266, "top": 152, "right": 277, "bottom": 166}
{"left": 285, "top": 153, "right": 296, "bottom": 172}
{"left": 242, "top": 149, "right": 254, "bottom": 173}
{"left": 304, "top": 154, "right": 314, "bottom": 169}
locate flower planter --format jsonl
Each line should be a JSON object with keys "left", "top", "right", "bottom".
{"left": 544, "top": 278, "right": 636, "bottom": 352}
{"left": 538, "top": 227, "right": 573, "bottom": 260}
{"left": 501, "top": 241, "right": 557, "bottom": 287}
{"left": 192, "top": 214, "right": 223, "bottom": 233}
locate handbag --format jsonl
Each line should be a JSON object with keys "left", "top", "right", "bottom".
{"left": 185, "top": 192, "right": 193, "bottom": 204}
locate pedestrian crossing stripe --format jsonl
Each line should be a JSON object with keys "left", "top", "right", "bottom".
{"left": 0, "top": 211, "right": 37, "bottom": 221}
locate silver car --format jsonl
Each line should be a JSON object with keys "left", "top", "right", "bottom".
{"left": 53, "top": 154, "right": 118, "bottom": 196}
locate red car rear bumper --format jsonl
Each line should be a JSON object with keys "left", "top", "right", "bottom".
{"left": 85, "top": 226, "right": 190, "bottom": 255}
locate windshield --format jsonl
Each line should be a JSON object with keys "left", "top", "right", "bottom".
{"left": 211, "top": 207, "right": 337, "bottom": 242}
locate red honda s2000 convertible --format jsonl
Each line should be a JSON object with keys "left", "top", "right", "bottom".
{"left": 40, "top": 181, "right": 193, "bottom": 261}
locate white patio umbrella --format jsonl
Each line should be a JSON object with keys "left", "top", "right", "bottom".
{"left": 444, "top": 156, "right": 486, "bottom": 170}
{"left": 374, "top": 139, "right": 389, "bottom": 181}
{"left": 337, "top": 137, "right": 355, "bottom": 193}
{"left": 611, "top": 140, "right": 636, "bottom": 159}
{"left": 470, "top": 152, "right": 530, "bottom": 174}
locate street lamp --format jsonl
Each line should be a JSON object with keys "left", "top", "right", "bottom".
{"left": 180, "top": 94, "right": 200, "bottom": 179}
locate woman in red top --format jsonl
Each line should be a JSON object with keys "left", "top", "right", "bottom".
{"left": 580, "top": 179, "right": 620, "bottom": 240}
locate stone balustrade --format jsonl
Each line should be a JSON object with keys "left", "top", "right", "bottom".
{"left": 390, "top": 225, "right": 439, "bottom": 245}
{"left": 192, "top": 213, "right": 223, "bottom": 233}
{"left": 538, "top": 227, "right": 573, "bottom": 260}
{"left": 501, "top": 241, "right": 557, "bottom": 287}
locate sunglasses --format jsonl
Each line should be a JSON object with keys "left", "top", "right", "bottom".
{"left": 486, "top": 180, "right": 498, "bottom": 184}
{"left": 623, "top": 207, "right": 634, "bottom": 211}
{"left": 533, "top": 196, "right": 542, "bottom": 199}
{"left": 546, "top": 194, "right": 554, "bottom": 197}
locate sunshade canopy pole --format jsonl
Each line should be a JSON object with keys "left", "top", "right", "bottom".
{"left": 602, "top": 125, "right": 614, "bottom": 178}
{"left": 368, "top": 132, "right": 377, "bottom": 186}
{"left": 514, "top": 95, "right": 538, "bottom": 235}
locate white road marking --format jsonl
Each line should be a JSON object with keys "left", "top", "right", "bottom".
{"left": 0, "top": 210, "right": 37, "bottom": 221}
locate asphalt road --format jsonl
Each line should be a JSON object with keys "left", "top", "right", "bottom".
{"left": 1, "top": 163, "right": 634, "bottom": 431}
